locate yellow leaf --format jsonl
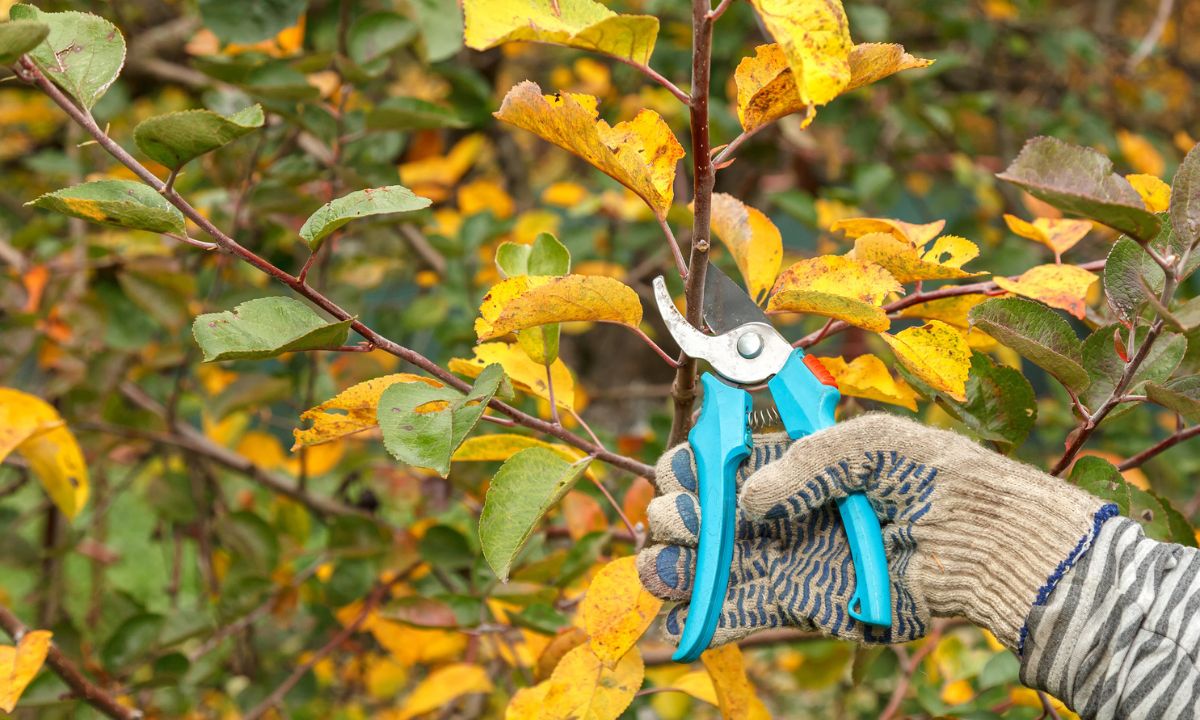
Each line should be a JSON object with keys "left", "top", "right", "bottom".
{"left": 767, "top": 255, "right": 902, "bottom": 331}
{"left": 0, "top": 630, "right": 52, "bottom": 713}
{"left": 698, "top": 644, "right": 752, "bottom": 719}
{"left": 399, "top": 134, "right": 487, "bottom": 203}
{"left": 464, "top": 0, "right": 659, "bottom": 65}
{"left": 364, "top": 655, "right": 408, "bottom": 700}
{"left": 449, "top": 342, "right": 576, "bottom": 412}
{"left": 882, "top": 321, "right": 970, "bottom": 402}
{"left": 1002, "top": 214, "right": 1092, "bottom": 260}
{"left": 512, "top": 209, "right": 561, "bottom": 245}
{"left": 1126, "top": 173, "right": 1171, "bottom": 213}
{"left": 844, "top": 42, "right": 935, "bottom": 93}
{"left": 474, "top": 275, "right": 644, "bottom": 340}
{"left": 390, "top": 663, "right": 493, "bottom": 720}
{"left": 236, "top": 431, "right": 288, "bottom": 470}
{"left": 453, "top": 434, "right": 596, "bottom": 480}
{"left": 1010, "top": 688, "right": 1080, "bottom": 720}
{"left": 817, "top": 355, "right": 919, "bottom": 411}
{"left": 853, "top": 232, "right": 986, "bottom": 283}
{"left": 941, "top": 679, "right": 974, "bottom": 706}
{"left": 507, "top": 644, "right": 643, "bottom": 720}
{"left": 542, "top": 182, "right": 589, "bottom": 207}
{"left": 664, "top": 670, "right": 771, "bottom": 720}
{"left": 705, "top": 193, "right": 783, "bottom": 303}
{"left": 581, "top": 557, "right": 663, "bottom": 667}
{"left": 0, "top": 388, "right": 88, "bottom": 519}
{"left": 285, "top": 441, "right": 344, "bottom": 477}
{"left": 747, "top": 0, "right": 851, "bottom": 108}
{"left": 494, "top": 82, "right": 684, "bottom": 218}
{"left": 344, "top": 608, "right": 467, "bottom": 667}
{"left": 830, "top": 217, "right": 946, "bottom": 246}
{"left": 896, "top": 294, "right": 988, "bottom": 329}
{"left": 1116, "top": 129, "right": 1165, "bottom": 177}
{"left": 293, "top": 374, "right": 441, "bottom": 449}
{"left": 993, "top": 264, "right": 1099, "bottom": 319}
{"left": 458, "top": 178, "right": 515, "bottom": 219}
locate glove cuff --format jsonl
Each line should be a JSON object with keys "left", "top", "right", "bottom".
{"left": 912, "top": 444, "right": 1117, "bottom": 650}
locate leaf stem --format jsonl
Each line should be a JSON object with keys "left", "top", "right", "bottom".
{"left": 610, "top": 55, "right": 691, "bottom": 106}
{"left": 1118, "top": 425, "right": 1200, "bottom": 470}
{"left": 657, "top": 214, "right": 688, "bottom": 277}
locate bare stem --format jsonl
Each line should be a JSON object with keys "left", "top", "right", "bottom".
{"left": 658, "top": 214, "right": 688, "bottom": 277}
{"left": 610, "top": 55, "right": 691, "bottom": 105}
{"left": 546, "top": 362, "right": 562, "bottom": 425}
{"left": 667, "top": 0, "right": 717, "bottom": 447}
{"left": 631, "top": 326, "right": 683, "bottom": 368}
{"left": 1118, "top": 425, "right": 1200, "bottom": 470}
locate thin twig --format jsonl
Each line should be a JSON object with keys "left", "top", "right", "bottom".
{"left": 1118, "top": 425, "right": 1200, "bottom": 471}
{"left": 0, "top": 605, "right": 142, "bottom": 719}
{"left": 879, "top": 621, "right": 945, "bottom": 720}
{"left": 546, "top": 362, "right": 562, "bottom": 425}
{"left": 609, "top": 55, "right": 691, "bottom": 105}
{"left": 631, "top": 326, "right": 683, "bottom": 368}
{"left": 658, "top": 215, "right": 688, "bottom": 277}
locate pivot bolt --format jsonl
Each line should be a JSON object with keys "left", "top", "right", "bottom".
{"left": 736, "top": 331, "right": 763, "bottom": 359}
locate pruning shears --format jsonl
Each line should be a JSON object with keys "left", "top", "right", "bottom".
{"left": 653, "top": 265, "right": 891, "bottom": 663}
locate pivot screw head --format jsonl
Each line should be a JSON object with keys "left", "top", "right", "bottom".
{"left": 736, "top": 331, "right": 763, "bottom": 359}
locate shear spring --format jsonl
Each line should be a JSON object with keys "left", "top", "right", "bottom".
{"left": 748, "top": 407, "right": 782, "bottom": 431}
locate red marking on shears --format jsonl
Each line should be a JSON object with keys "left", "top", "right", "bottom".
{"left": 804, "top": 354, "right": 838, "bottom": 387}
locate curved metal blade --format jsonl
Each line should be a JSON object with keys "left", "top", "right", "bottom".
{"left": 702, "top": 264, "right": 769, "bottom": 334}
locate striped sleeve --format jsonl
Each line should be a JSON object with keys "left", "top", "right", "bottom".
{"left": 1020, "top": 517, "right": 1200, "bottom": 719}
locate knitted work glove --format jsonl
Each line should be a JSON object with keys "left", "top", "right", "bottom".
{"left": 637, "top": 413, "right": 1117, "bottom": 652}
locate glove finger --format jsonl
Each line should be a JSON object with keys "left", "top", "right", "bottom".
{"left": 740, "top": 429, "right": 863, "bottom": 522}
{"left": 637, "top": 543, "right": 696, "bottom": 601}
{"left": 654, "top": 432, "right": 793, "bottom": 497}
{"left": 647, "top": 492, "right": 700, "bottom": 546}
{"left": 661, "top": 581, "right": 807, "bottom": 650}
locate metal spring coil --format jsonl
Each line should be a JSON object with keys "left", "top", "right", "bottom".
{"left": 748, "top": 407, "right": 782, "bottom": 431}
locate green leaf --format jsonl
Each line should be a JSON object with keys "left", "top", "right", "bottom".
{"left": 1145, "top": 376, "right": 1200, "bottom": 423}
{"left": 0, "top": 19, "right": 49, "bottom": 64}
{"left": 1104, "top": 237, "right": 1164, "bottom": 322}
{"left": 191, "top": 297, "right": 353, "bottom": 362}
{"left": 410, "top": 0, "right": 464, "bottom": 62}
{"left": 1082, "top": 325, "right": 1186, "bottom": 411}
{"left": 299, "top": 185, "right": 432, "bottom": 251}
{"left": 498, "top": 234, "right": 570, "bottom": 365}
{"left": 377, "top": 364, "right": 509, "bottom": 477}
{"left": 101, "top": 613, "right": 164, "bottom": 671}
{"left": 1172, "top": 141, "right": 1200, "bottom": 250}
{"left": 479, "top": 447, "right": 592, "bottom": 581}
{"left": 969, "top": 296, "right": 1089, "bottom": 390}
{"left": 197, "top": 0, "right": 306, "bottom": 44}
{"left": 349, "top": 11, "right": 417, "bottom": 67}
{"left": 27, "top": 180, "right": 186, "bottom": 234}
{"left": 11, "top": 4, "right": 125, "bottom": 111}
{"left": 942, "top": 352, "right": 1037, "bottom": 449}
{"left": 365, "top": 97, "right": 469, "bottom": 131}
{"left": 996, "top": 136, "right": 1162, "bottom": 243}
{"left": 133, "top": 105, "right": 264, "bottom": 169}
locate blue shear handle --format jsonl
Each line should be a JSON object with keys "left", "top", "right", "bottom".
{"left": 673, "top": 373, "right": 752, "bottom": 663}
{"left": 768, "top": 350, "right": 892, "bottom": 628}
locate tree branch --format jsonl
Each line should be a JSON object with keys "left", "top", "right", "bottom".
{"left": 667, "top": 0, "right": 717, "bottom": 446}
{"left": 1118, "top": 425, "right": 1200, "bottom": 471}
{"left": 0, "top": 604, "right": 142, "bottom": 720}
{"left": 19, "top": 56, "right": 654, "bottom": 480}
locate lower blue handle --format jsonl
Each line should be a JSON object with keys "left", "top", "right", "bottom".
{"left": 768, "top": 350, "right": 891, "bottom": 628}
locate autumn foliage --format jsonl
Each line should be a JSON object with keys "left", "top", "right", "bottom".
{"left": 2, "top": 0, "right": 1200, "bottom": 718}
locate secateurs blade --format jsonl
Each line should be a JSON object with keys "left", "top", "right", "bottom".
{"left": 653, "top": 265, "right": 892, "bottom": 663}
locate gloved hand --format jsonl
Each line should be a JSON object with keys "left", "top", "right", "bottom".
{"left": 637, "top": 414, "right": 1117, "bottom": 652}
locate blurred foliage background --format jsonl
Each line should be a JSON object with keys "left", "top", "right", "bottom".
{"left": 1, "top": 0, "right": 1199, "bottom": 718}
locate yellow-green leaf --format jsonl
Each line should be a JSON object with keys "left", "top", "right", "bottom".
{"left": 28, "top": 180, "right": 186, "bottom": 234}
{"left": 661, "top": 670, "right": 771, "bottom": 720}
{"left": 853, "top": 232, "right": 985, "bottom": 283}
{"left": 450, "top": 342, "right": 576, "bottom": 412}
{"left": 882, "top": 321, "right": 971, "bottom": 402}
{"left": 581, "top": 556, "right": 663, "bottom": 667}
{"left": 831, "top": 217, "right": 945, "bottom": 246}
{"left": 705, "top": 193, "right": 783, "bottom": 304}
{"left": 0, "top": 388, "right": 88, "bottom": 519}
{"left": 1002, "top": 213, "right": 1092, "bottom": 260}
{"left": 292, "top": 373, "right": 441, "bottom": 449}
{"left": 507, "top": 644, "right": 643, "bottom": 720}
{"left": 464, "top": 0, "right": 658, "bottom": 65}
{"left": 494, "top": 82, "right": 683, "bottom": 218}
{"left": 1126, "top": 173, "right": 1171, "bottom": 213}
{"left": 993, "top": 264, "right": 1099, "bottom": 319}
{"left": 746, "top": 0, "right": 852, "bottom": 108}
{"left": 896, "top": 294, "right": 989, "bottom": 329}
{"left": 475, "top": 275, "right": 643, "bottom": 341}
{"left": 767, "top": 255, "right": 901, "bottom": 331}
{"left": 389, "top": 663, "right": 493, "bottom": 720}
{"left": 453, "top": 433, "right": 596, "bottom": 480}
{"left": 817, "top": 355, "right": 919, "bottom": 410}
{"left": 0, "top": 629, "right": 52, "bottom": 713}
